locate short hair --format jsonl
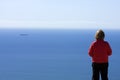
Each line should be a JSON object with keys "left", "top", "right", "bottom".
{"left": 95, "top": 29, "right": 105, "bottom": 40}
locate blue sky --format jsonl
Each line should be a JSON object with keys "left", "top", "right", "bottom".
{"left": 0, "top": 0, "right": 120, "bottom": 29}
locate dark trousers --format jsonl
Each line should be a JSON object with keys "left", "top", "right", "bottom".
{"left": 92, "top": 62, "right": 108, "bottom": 80}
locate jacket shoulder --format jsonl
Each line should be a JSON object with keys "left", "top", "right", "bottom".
{"left": 104, "top": 41, "right": 109, "bottom": 44}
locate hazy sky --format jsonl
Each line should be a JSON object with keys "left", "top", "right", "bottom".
{"left": 0, "top": 0, "right": 120, "bottom": 29}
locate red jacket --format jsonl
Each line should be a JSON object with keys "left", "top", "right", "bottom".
{"left": 88, "top": 39, "right": 112, "bottom": 63}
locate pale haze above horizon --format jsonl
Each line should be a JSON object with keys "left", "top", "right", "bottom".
{"left": 0, "top": 0, "right": 120, "bottom": 29}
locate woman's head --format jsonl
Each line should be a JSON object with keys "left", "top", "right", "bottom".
{"left": 95, "top": 29, "right": 105, "bottom": 40}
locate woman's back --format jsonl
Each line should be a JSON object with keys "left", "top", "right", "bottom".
{"left": 89, "top": 39, "right": 112, "bottom": 63}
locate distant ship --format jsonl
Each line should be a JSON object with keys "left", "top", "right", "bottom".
{"left": 20, "top": 34, "right": 29, "bottom": 36}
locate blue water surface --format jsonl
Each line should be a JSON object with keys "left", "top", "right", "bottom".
{"left": 0, "top": 29, "right": 119, "bottom": 80}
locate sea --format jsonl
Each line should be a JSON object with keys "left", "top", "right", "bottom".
{"left": 0, "top": 29, "right": 119, "bottom": 80}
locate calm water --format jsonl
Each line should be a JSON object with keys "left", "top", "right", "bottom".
{"left": 0, "top": 29, "right": 119, "bottom": 80}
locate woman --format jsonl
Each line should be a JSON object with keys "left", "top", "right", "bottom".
{"left": 88, "top": 29, "right": 112, "bottom": 80}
